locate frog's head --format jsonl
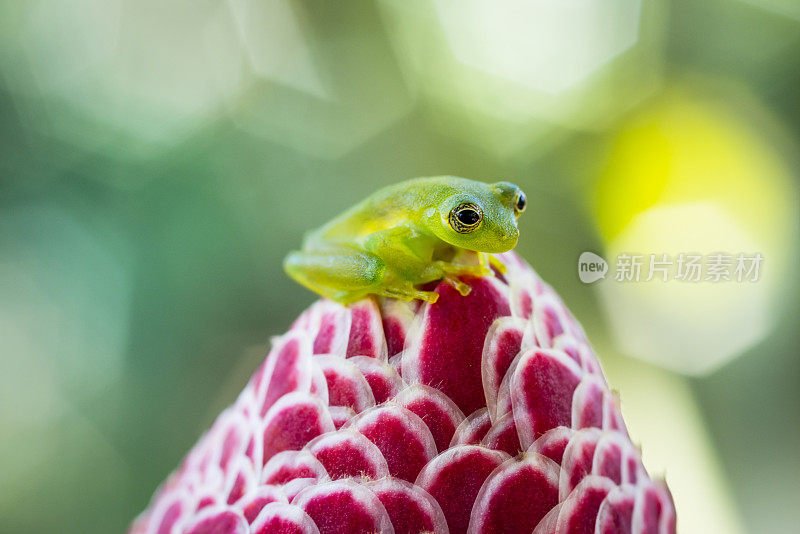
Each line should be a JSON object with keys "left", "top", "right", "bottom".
{"left": 430, "top": 180, "right": 525, "bottom": 253}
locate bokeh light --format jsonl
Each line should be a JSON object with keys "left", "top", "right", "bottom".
{"left": 0, "top": 206, "right": 131, "bottom": 398}
{"left": 379, "top": 0, "right": 665, "bottom": 157}
{"left": 227, "top": 2, "right": 413, "bottom": 159}
{"left": 0, "top": 206, "right": 133, "bottom": 532}
{"left": 600, "top": 346, "right": 745, "bottom": 533}
{"left": 229, "top": 0, "right": 327, "bottom": 98}
{"left": 592, "top": 89, "right": 797, "bottom": 374}
{"left": 1, "top": 1, "right": 798, "bottom": 532}
{"left": 0, "top": 0, "right": 244, "bottom": 153}
{"left": 600, "top": 202, "right": 772, "bottom": 374}
{"left": 737, "top": 0, "right": 800, "bottom": 21}
{"left": 434, "top": 0, "right": 643, "bottom": 94}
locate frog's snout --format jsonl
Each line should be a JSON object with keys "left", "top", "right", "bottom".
{"left": 503, "top": 227, "right": 520, "bottom": 242}
{"left": 494, "top": 226, "right": 519, "bottom": 252}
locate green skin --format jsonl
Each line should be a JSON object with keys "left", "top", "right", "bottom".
{"left": 284, "top": 176, "right": 526, "bottom": 304}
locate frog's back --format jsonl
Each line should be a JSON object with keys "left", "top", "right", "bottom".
{"left": 305, "top": 176, "right": 473, "bottom": 246}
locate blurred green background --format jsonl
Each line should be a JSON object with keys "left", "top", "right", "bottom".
{"left": 1, "top": 1, "right": 798, "bottom": 533}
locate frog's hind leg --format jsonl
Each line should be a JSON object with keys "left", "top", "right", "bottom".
{"left": 284, "top": 247, "right": 387, "bottom": 303}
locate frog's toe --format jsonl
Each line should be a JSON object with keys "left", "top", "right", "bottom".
{"left": 379, "top": 285, "right": 439, "bottom": 304}
{"left": 474, "top": 266, "right": 494, "bottom": 277}
{"left": 419, "top": 290, "right": 440, "bottom": 303}
{"left": 444, "top": 275, "right": 472, "bottom": 296}
{"left": 488, "top": 255, "right": 508, "bottom": 274}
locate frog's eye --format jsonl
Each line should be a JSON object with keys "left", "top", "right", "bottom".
{"left": 514, "top": 191, "right": 527, "bottom": 215}
{"left": 449, "top": 202, "right": 483, "bottom": 234}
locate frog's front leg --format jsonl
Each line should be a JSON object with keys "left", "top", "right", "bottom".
{"left": 467, "top": 252, "right": 506, "bottom": 275}
{"left": 436, "top": 252, "right": 494, "bottom": 279}
{"left": 487, "top": 253, "right": 507, "bottom": 274}
{"left": 365, "top": 225, "right": 471, "bottom": 297}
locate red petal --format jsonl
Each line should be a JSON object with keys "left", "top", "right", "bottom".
{"left": 262, "top": 450, "right": 328, "bottom": 485}
{"left": 353, "top": 404, "right": 437, "bottom": 482}
{"left": 261, "top": 393, "right": 335, "bottom": 464}
{"left": 327, "top": 406, "right": 356, "bottom": 430}
{"left": 315, "top": 355, "right": 375, "bottom": 411}
{"left": 311, "top": 302, "right": 351, "bottom": 356}
{"left": 281, "top": 478, "right": 317, "bottom": 502}
{"left": 557, "top": 476, "right": 616, "bottom": 534}
{"left": 293, "top": 480, "right": 393, "bottom": 534}
{"left": 306, "top": 429, "right": 389, "bottom": 480}
{"left": 259, "top": 332, "right": 314, "bottom": 417}
{"left": 182, "top": 507, "right": 248, "bottom": 534}
{"left": 451, "top": 408, "right": 492, "bottom": 447}
{"left": 151, "top": 491, "right": 190, "bottom": 534}
{"left": 655, "top": 482, "right": 677, "bottom": 534}
{"left": 508, "top": 272, "right": 536, "bottom": 319}
{"left": 368, "top": 478, "right": 448, "bottom": 534}
{"left": 481, "top": 412, "right": 522, "bottom": 456}
{"left": 554, "top": 336, "right": 604, "bottom": 378}
{"left": 529, "top": 426, "right": 574, "bottom": 466}
{"left": 238, "top": 485, "right": 287, "bottom": 524}
{"left": 632, "top": 481, "right": 675, "bottom": 534}
{"left": 403, "top": 277, "right": 511, "bottom": 415}
{"left": 348, "top": 356, "right": 403, "bottom": 404}
{"left": 595, "top": 484, "right": 635, "bottom": 534}
{"left": 216, "top": 411, "right": 249, "bottom": 473}
{"left": 415, "top": 445, "right": 509, "bottom": 534}
{"left": 394, "top": 384, "right": 466, "bottom": 453}
{"left": 603, "top": 390, "right": 627, "bottom": 436}
{"left": 512, "top": 349, "right": 583, "bottom": 448}
{"left": 345, "top": 299, "right": 388, "bottom": 360}
{"left": 571, "top": 376, "right": 605, "bottom": 430}
{"left": 559, "top": 429, "right": 602, "bottom": 500}
{"left": 250, "top": 502, "right": 320, "bottom": 534}
{"left": 379, "top": 299, "right": 416, "bottom": 358}
{"left": 591, "top": 432, "right": 631, "bottom": 485}
{"left": 469, "top": 453, "right": 560, "bottom": 534}
{"left": 481, "top": 317, "right": 526, "bottom": 422}
{"left": 223, "top": 457, "right": 256, "bottom": 505}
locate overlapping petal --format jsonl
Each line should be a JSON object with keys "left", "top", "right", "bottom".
{"left": 132, "top": 252, "right": 675, "bottom": 534}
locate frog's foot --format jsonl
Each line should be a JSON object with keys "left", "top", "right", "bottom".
{"left": 415, "top": 290, "right": 440, "bottom": 303}
{"left": 487, "top": 254, "right": 507, "bottom": 275}
{"left": 444, "top": 275, "right": 472, "bottom": 297}
{"left": 381, "top": 286, "right": 439, "bottom": 304}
